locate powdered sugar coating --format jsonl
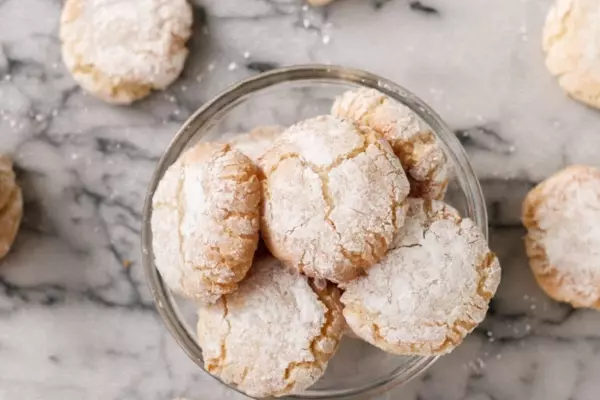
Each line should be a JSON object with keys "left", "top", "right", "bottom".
{"left": 151, "top": 143, "right": 260, "bottom": 303}
{"left": 197, "top": 256, "right": 344, "bottom": 398}
{"left": 543, "top": 0, "right": 600, "bottom": 109}
{"left": 259, "top": 115, "right": 410, "bottom": 284}
{"left": 341, "top": 198, "right": 501, "bottom": 356}
{"left": 332, "top": 88, "right": 449, "bottom": 200}
{"left": 227, "top": 126, "right": 284, "bottom": 164}
{"left": 60, "top": 0, "right": 192, "bottom": 104}
{"left": 523, "top": 165, "right": 600, "bottom": 308}
{"left": 0, "top": 155, "right": 23, "bottom": 260}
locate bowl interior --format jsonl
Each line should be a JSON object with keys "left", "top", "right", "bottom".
{"left": 143, "top": 67, "right": 486, "bottom": 399}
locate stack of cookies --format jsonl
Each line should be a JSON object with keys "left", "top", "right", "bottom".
{"left": 151, "top": 88, "right": 501, "bottom": 398}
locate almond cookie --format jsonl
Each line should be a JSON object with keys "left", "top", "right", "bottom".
{"left": 227, "top": 126, "right": 284, "bottom": 164}
{"left": 197, "top": 256, "right": 344, "bottom": 398}
{"left": 0, "top": 156, "right": 23, "bottom": 260}
{"left": 523, "top": 165, "right": 600, "bottom": 308}
{"left": 259, "top": 115, "right": 410, "bottom": 284}
{"left": 332, "top": 88, "right": 449, "bottom": 200}
{"left": 60, "top": 0, "right": 192, "bottom": 104}
{"left": 543, "top": 0, "right": 600, "bottom": 109}
{"left": 341, "top": 198, "right": 501, "bottom": 356}
{"left": 151, "top": 143, "right": 260, "bottom": 303}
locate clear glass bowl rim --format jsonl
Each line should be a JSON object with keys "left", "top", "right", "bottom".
{"left": 141, "top": 64, "right": 488, "bottom": 399}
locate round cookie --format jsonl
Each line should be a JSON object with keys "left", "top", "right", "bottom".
{"left": 0, "top": 155, "right": 23, "bottom": 260}
{"left": 332, "top": 88, "right": 449, "bottom": 200}
{"left": 341, "top": 198, "right": 501, "bottom": 356}
{"left": 151, "top": 143, "right": 260, "bottom": 303}
{"left": 227, "top": 125, "right": 284, "bottom": 164}
{"left": 197, "top": 256, "right": 344, "bottom": 398}
{"left": 523, "top": 165, "right": 600, "bottom": 308}
{"left": 543, "top": 0, "right": 600, "bottom": 109}
{"left": 259, "top": 115, "right": 410, "bottom": 284}
{"left": 60, "top": 0, "right": 192, "bottom": 104}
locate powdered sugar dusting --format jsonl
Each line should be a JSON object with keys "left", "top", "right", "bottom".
{"left": 259, "top": 116, "right": 410, "bottom": 283}
{"left": 227, "top": 125, "right": 284, "bottom": 164}
{"left": 196, "top": 256, "right": 344, "bottom": 398}
{"left": 60, "top": 0, "right": 192, "bottom": 103}
{"left": 523, "top": 165, "right": 600, "bottom": 308}
{"left": 543, "top": 0, "right": 600, "bottom": 108}
{"left": 341, "top": 198, "right": 501, "bottom": 356}
{"left": 151, "top": 143, "right": 260, "bottom": 303}
{"left": 332, "top": 88, "right": 450, "bottom": 199}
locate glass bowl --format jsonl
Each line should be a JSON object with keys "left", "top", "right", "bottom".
{"left": 141, "top": 65, "right": 487, "bottom": 399}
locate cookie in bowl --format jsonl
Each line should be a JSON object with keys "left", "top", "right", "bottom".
{"left": 197, "top": 256, "right": 344, "bottom": 398}
{"left": 259, "top": 115, "right": 410, "bottom": 284}
{"left": 332, "top": 88, "right": 449, "bottom": 200}
{"left": 341, "top": 198, "right": 500, "bottom": 356}
{"left": 151, "top": 143, "right": 260, "bottom": 303}
{"left": 227, "top": 125, "right": 284, "bottom": 164}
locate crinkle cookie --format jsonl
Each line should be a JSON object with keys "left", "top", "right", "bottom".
{"left": 60, "top": 0, "right": 192, "bottom": 104}
{"left": 151, "top": 143, "right": 260, "bottom": 303}
{"left": 332, "top": 88, "right": 449, "bottom": 200}
{"left": 543, "top": 0, "right": 600, "bottom": 109}
{"left": 227, "top": 126, "right": 284, "bottom": 164}
{"left": 197, "top": 256, "right": 344, "bottom": 398}
{"left": 259, "top": 115, "right": 410, "bottom": 284}
{"left": 341, "top": 198, "right": 501, "bottom": 356}
{"left": 0, "top": 156, "right": 23, "bottom": 260}
{"left": 523, "top": 165, "right": 600, "bottom": 308}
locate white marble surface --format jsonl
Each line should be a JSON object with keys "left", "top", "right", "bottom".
{"left": 2, "top": 0, "right": 600, "bottom": 399}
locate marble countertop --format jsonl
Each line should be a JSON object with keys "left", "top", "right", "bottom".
{"left": 2, "top": 0, "right": 600, "bottom": 399}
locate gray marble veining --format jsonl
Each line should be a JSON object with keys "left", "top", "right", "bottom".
{"left": 1, "top": 0, "right": 600, "bottom": 399}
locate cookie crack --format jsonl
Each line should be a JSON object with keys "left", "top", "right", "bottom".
{"left": 370, "top": 134, "right": 407, "bottom": 232}
{"left": 263, "top": 131, "right": 371, "bottom": 179}
{"left": 280, "top": 285, "right": 340, "bottom": 393}
{"left": 206, "top": 297, "right": 231, "bottom": 373}
{"left": 356, "top": 95, "right": 387, "bottom": 127}
{"left": 544, "top": 4, "right": 574, "bottom": 53}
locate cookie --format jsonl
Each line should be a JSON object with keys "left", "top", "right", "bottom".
{"left": 543, "top": 0, "right": 600, "bottom": 109}
{"left": 523, "top": 165, "right": 600, "bottom": 308}
{"left": 151, "top": 143, "right": 260, "bottom": 303}
{"left": 259, "top": 115, "right": 410, "bottom": 284}
{"left": 227, "top": 126, "right": 284, "bottom": 164}
{"left": 197, "top": 256, "right": 344, "bottom": 398}
{"left": 332, "top": 88, "right": 449, "bottom": 200}
{"left": 0, "top": 155, "right": 23, "bottom": 260}
{"left": 60, "top": 0, "right": 192, "bottom": 104}
{"left": 341, "top": 198, "right": 501, "bottom": 356}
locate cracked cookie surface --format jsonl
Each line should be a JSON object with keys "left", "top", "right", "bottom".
{"left": 259, "top": 115, "right": 410, "bottom": 284}
{"left": 227, "top": 125, "right": 284, "bottom": 164}
{"left": 197, "top": 256, "right": 344, "bottom": 398}
{"left": 151, "top": 143, "right": 260, "bottom": 303}
{"left": 60, "top": 0, "right": 192, "bottom": 104}
{"left": 543, "top": 0, "right": 600, "bottom": 109}
{"left": 523, "top": 165, "right": 600, "bottom": 308}
{"left": 341, "top": 198, "right": 501, "bottom": 356}
{"left": 332, "top": 88, "right": 449, "bottom": 200}
{"left": 0, "top": 155, "right": 23, "bottom": 261}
